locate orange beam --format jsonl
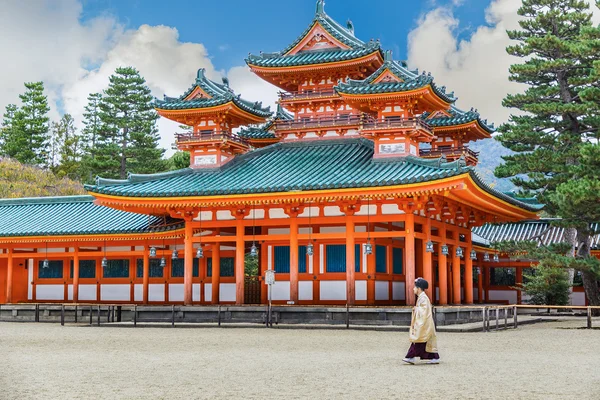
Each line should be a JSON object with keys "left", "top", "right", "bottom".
{"left": 183, "top": 221, "right": 193, "bottom": 305}
{"left": 6, "top": 248, "right": 13, "bottom": 303}
{"left": 212, "top": 244, "right": 221, "bottom": 304}
{"left": 423, "top": 218, "right": 433, "bottom": 301}
{"left": 235, "top": 218, "right": 244, "bottom": 305}
{"left": 346, "top": 217, "right": 355, "bottom": 305}
{"left": 289, "top": 216, "right": 299, "bottom": 303}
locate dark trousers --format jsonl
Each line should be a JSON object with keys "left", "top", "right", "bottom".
{"left": 405, "top": 342, "right": 439, "bottom": 360}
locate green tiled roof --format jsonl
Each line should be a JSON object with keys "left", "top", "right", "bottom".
{"left": 0, "top": 196, "right": 182, "bottom": 237}
{"left": 422, "top": 107, "right": 494, "bottom": 133}
{"left": 85, "top": 139, "right": 540, "bottom": 213}
{"left": 335, "top": 70, "right": 456, "bottom": 104}
{"left": 238, "top": 126, "right": 276, "bottom": 140}
{"left": 473, "top": 219, "right": 599, "bottom": 250}
{"left": 246, "top": 45, "right": 381, "bottom": 68}
{"left": 155, "top": 68, "right": 272, "bottom": 117}
{"left": 364, "top": 55, "right": 419, "bottom": 84}
{"left": 238, "top": 105, "right": 292, "bottom": 140}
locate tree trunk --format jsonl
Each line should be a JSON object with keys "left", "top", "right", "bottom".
{"left": 565, "top": 228, "right": 577, "bottom": 299}
{"left": 577, "top": 230, "right": 600, "bottom": 316}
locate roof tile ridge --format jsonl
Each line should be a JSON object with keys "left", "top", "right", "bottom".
{"left": 0, "top": 195, "right": 95, "bottom": 207}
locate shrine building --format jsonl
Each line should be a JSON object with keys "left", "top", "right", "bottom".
{"left": 1, "top": 1, "right": 593, "bottom": 307}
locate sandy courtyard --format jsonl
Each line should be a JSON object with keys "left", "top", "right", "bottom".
{"left": 1, "top": 320, "right": 598, "bottom": 400}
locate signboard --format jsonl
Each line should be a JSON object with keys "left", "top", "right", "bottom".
{"left": 265, "top": 270, "right": 276, "bottom": 286}
{"left": 379, "top": 143, "right": 405, "bottom": 155}
{"left": 194, "top": 154, "right": 217, "bottom": 166}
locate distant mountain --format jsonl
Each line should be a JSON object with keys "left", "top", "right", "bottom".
{"left": 471, "top": 138, "right": 516, "bottom": 192}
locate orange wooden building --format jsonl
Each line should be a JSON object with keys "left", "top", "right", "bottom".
{"left": 2, "top": 1, "right": 566, "bottom": 307}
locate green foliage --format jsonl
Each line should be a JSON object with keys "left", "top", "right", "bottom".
{"left": 167, "top": 151, "right": 190, "bottom": 170}
{"left": 517, "top": 264, "right": 571, "bottom": 305}
{"left": 52, "top": 114, "right": 84, "bottom": 180}
{"left": 0, "top": 157, "right": 85, "bottom": 198}
{"left": 495, "top": 0, "right": 598, "bottom": 214}
{"left": 81, "top": 93, "right": 103, "bottom": 156}
{"left": 90, "top": 67, "right": 165, "bottom": 179}
{"left": 245, "top": 252, "right": 259, "bottom": 276}
{"left": 1, "top": 82, "right": 50, "bottom": 166}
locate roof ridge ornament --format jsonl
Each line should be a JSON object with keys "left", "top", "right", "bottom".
{"left": 346, "top": 19, "right": 354, "bottom": 35}
{"left": 196, "top": 68, "right": 206, "bottom": 82}
{"left": 384, "top": 50, "right": 393, "bottom": 62}
{"left": 316, "top": 0, "right": 325, "bottom": 15}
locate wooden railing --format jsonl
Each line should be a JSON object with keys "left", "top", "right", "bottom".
{"left": 419, "top": 146, "right": 479, "bottom": 159}
{"left": 279, "top": 89, "right": 337, "bottom": 101}
{"left": 275, "top": 114, "right": 362, "bottom": 130}
{"left": 175, "top": 131, "right": 249, "bottom": 146}
{"left": 362, "top": 117, "right": 432, "bottom": 133}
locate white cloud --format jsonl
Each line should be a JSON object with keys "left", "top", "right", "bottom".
{"left": 407, "top": 0, "right": 600, "bottom": 126}
{"left": 0, "top": 1, "right": 278, "bottom": 158}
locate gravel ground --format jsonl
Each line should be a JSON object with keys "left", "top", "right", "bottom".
{"left": 1, "top": 320, "right": 598, "bottom": 400}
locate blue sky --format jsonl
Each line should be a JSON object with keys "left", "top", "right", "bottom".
{"left": 80, "top": 0, "right": 494, "bottom": 71}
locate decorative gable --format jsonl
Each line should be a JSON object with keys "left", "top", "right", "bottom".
{"left": 372, "top": 70, "right": 403, "bottom": 84}
{"left": 425, "top": 110, "right": 452, "bottom": 119}
{"left": 286, "top": 23, "right": 350, "bottom": 55}
{"left": 184, "top": 86, "right": 212, "bottom": 101}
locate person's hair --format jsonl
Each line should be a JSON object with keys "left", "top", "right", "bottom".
{"left": 415, "top": 277, "right": 429, "bottom": 290}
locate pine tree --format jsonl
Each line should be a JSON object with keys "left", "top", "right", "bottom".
{"left": 518, "top": 264, "right": 571, "bottom": 306}
{"left": 494, "top": 0, "right": 600, "bottom": 308}
{"left": 0, "top": 104, "right": 20, "bottom": 154}
{"left": 92, "top": 67, "right": 164, "bottom": 179}
{"left": 81, "top": 93, "right": 103, "bottom": 157}
{"left": 3, "top": 82, "right": 50, "bottom": 165}
{"left": 52, "top": 114, "right": 82, "bottom": 179}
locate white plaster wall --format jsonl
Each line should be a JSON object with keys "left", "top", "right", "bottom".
{"left": 106, "top": 246, "right": 131, "bottom": 252}
{"left": 216, "top": 210, "right": 234, "bottom": 220}
{"left": 68, "top": 284, "right": 73, "bottom": 301}
{"left": 149, "top": 284, "right": 165, "bottom": 302}
{"left": 299, "top": 281, "right": 312, "bottom": 301}
{"left": 244, "top": 209, "right": 265, "bottom": 219}
{"left": 193, "top": 284, "right": 201, "bottom": 302}
{"left": 268, "top": 228, "right": 290, "bottom": 235}
{"left": 319, "top": 245, "right": 325, "bottom": 273}
{"left": 320, "top": 281, "right": 346, "bottom": 301}
{"left": 570, "top": 292, "right": 586, "bottom": 306}
{"left": 79, "top": 285, "right": 97, "bottom": 301}
{"left": 272, "top": 281, "right": 291, "bottom": 301}
{"left": 298, "top": 207, "right": 319, "bottom": 218}
{"left": 269, "top": 208, "right": 288, "bottom": 219}
{"left": 473, "top": 289, "right": 479, "bottom": 302}
{"left": 323, "top": 206, "right": 343, "bottom": 216}
{"left": 204, "top": 283, "right": 212, "bottom": 302}
{"left": 219, "top": 283, "right": 236, "bottom": 302}
{"left": 100, "top": 284, "right": 130, "bottom": 301}
{"left": 355, "top": 280, "right": 367, "bottom": 301}
{"left": 134, "top": 284, "right": 143, "bottom": 302}
{"left": 194, "top": 211, "right": 213, "bottom": 221}
{"left": 36, "top": 285, "right": 64, "bottom": 301}
{"left": 381, "top": 204, "right": 404, "bottom": 215}
{"left": 320, "top": 226, "right": 346, "bottom": 233}
{"left": 268, "top": 245, "right": 273, "bottom": 270}
{"left": 375, "top": 281, "right": 389, "bottom": 301}
{"left": 435, "top": 287, "right": 439, "bottom": 303}
{"left": 392, "top": 282, "right": 406, "bottom": 301}
{"left": 488, "top": 290, "right": 518, "bottom": 304}
{"left": 169, "top": 284, "right": 184, "bottom": 302}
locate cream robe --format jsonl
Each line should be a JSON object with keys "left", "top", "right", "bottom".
{"left": 409, "top": 291, "right": 438, "bottom": 353}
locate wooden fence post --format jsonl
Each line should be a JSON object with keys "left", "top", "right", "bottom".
{"left": 61, "top": 304, "right": 65, "bottom": 326}
{"left": 97, "top": 305, "right": 100, "bottom": 326}
{"left": 482, "top": 307, "right": 487, "bottom": 332}
{"left": 587, "top": 307, "right": 592, "bottom": 329}
{"left": 495, "top": 308, "right": 499, "bottom": 330}
{"left": 513, "top": 306, "right": 518, "bottom": 329}
{"left": 346, "top": 304, "right": 349, "bottom": 329}
{"left": 218, "top": 305, "right": 221, "bottom": 327}
{"left": 171, "top": 305, "right": 175, "bottom": 327}
{"left": 35, "top": 304, "right": 40, "bottom": 322}
{"left": 134, "top": 305, "right": 137, "bottom": 327}
{"left": 74, "top": 305, "right": 78, "bottom": 323}
{"left": 89, "top": 305, "right": 92, "bottom": 326}
{"left": 504, "top": 307, "right": 508, "bottom": 329}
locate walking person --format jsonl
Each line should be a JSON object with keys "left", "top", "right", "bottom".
{"left": 403, "top": 277, "right": 440, "bottom": 364}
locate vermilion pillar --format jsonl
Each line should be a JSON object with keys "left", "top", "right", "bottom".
{"left": 235, "top": 217, "right": 245, "bottom": 305}
{"left": 6, "top": 248, "right": 13, "bottom": 303}
{"left": 212, "top": 244, "right": 221, "bottom": 304}
{"left": 464, "top": 237, "right": 474, "bottom": 304}
{"left": 73, "top": 248, "right": 80, "bottom": 303}
{"left": 452, "top": 245, "right": 461, "bottom": 304}
{"left": 183, "top": 220, "right": 194, "bottom": 305}
{"left": 422, "top": 218, "right": 433, "bottom": 301}
{"left": 345, "top": 216, "right": 355, "bottom": 305}
{"left": 289, "top": 215, "right": 299, "bottom": 303}
{"left": 405, "top": 213, "right": 416, "bottom": 305}
{"left": 142, "top": 247, "right": 149, "bottom": 304}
